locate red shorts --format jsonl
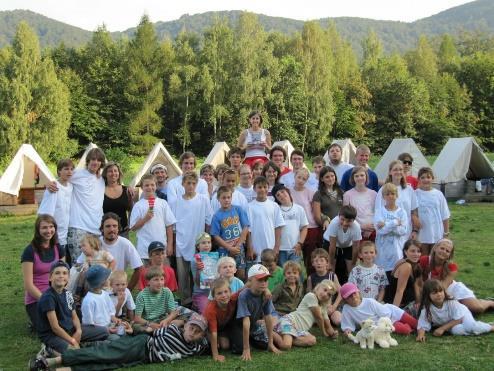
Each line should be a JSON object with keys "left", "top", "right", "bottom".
{"left": 243, "top": 156, "right": 268, "bottom": 168}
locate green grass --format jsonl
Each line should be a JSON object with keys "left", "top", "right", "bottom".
{"left": 1, "top": 204, "right": 494, "bottom": 370}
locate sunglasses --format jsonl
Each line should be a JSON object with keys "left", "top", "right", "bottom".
{"left": 403, "top": 160, "right": 413, "bottom": 165}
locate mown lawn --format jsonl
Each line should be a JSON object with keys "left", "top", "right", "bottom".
{"left": 0, "top": 203, "right": 493, "bottom": 370}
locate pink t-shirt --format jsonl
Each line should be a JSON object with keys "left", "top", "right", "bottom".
{"left": 343, "top": 188, "right": 377, "bottom": 228}
{"left": 290, "top": 187, "right": 318, "bottom": 228}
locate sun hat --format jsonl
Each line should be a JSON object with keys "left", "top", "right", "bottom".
{"left": 86, "top": 265, "right": 111, "bottom": 289}
{"left": 247, "top": 264, "right": 271, "bottom": 279}
{"left": 340, "top": 282, "right": 359, "bottom": 299}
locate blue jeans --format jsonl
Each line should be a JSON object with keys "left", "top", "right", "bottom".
{"left": 277, "top": 250, "right": 302, "bottom": 267}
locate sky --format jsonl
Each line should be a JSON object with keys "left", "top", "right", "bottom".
{"left": 1, "top": 0, "right": 474, "bottom": 32}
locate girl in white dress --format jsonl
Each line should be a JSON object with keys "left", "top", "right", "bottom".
{"left": 416, "top": 279, "right": 493, "bottom": 342}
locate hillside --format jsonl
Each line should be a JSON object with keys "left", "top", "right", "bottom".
{"left": 0, "top": 0, "right": 493, "bottom": 53}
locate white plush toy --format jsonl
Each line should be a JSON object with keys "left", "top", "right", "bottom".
{"left": 373, "top": 317, "right": 398, "bottom": 348}
{"left": 348, "top": 318, "right": 376, "bottom": 349}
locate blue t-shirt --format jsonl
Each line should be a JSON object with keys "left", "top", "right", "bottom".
{"left": 236, "top": 288, "right": 275, "bottom": 328}
{"left": 210, "top": 205, "right": 250, "bottom": 243}
{"left": 37, "top": 287, "right": 74, "bottom": 338}
{"left": 340, "top": 167, "right": 380, "bottom": 192}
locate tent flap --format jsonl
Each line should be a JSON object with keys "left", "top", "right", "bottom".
{"left": 204, "top": 142, "right": 231, "bottom": 168}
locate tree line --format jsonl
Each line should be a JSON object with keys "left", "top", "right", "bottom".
{"left": 1, "top": 13, "right": 494, "bottom": 168}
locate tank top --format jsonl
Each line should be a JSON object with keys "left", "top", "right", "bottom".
{"left": 310, "top": 271, "right": 336, "bottom": 287}
{"left": 103, "top": 185, "right": 130, "bottom": 231}
{"left": 244, "top": 129, "right": 268, "bottom": 159}
{"left": 25, "top": 246, "right": 60, "bottom": 305}
{"left": 384, "top": 261, "right": 416, "bottom": 307}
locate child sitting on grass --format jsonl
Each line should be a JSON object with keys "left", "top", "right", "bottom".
{"left": 108, "top": 270, "right": 135, "bottom": 322}
{"left": 204, "top": 278, "right": 241, "bottom": 362}
{"left": 340, "top": 282, "right": 417, "bottom": 337}
{"left": 348, "top": 241, "right": 388, "bottom": 301}
{"left": 29, "top": 314, "right": 209, "bottom": 371}
{"left": 275, "top": 280, "right": 338, "bottom": 349}
{"left": 81, "top": 265, "right": 123, "bottom": 339}
{"left": 261, "top": 249, "right": 284, "bottom": 292}
{"left": 133, "top": 266, "right": 180, "bottom": 333}
{"left": 306, "top": 248, "right": 342, "bottom": 325}
{"left": 191, "top": 233, "right": 218, "bottom": 314}
{"left": 416, "top": 279, "right": 494, "bottom": 342}
{"left": 272, "top": 261, "right": 305, "bottom": 316}
{"left": 36, "top": 261, "right": 108, "bottom": 357}
{"left": 230, "top": 264, "right": 283, "bottom": 361}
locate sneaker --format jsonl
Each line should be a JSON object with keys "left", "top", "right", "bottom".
{"left": 28, "top": 356, "right": 48, "bottom": 371}
{"left": 36, "top": 344, "right": 46, "bottom": 358}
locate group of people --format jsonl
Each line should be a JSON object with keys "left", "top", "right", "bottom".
{"left": 23, "top": 111, "right": 494, "bottom": 370}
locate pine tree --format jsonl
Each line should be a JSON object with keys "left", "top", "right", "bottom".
{"left": 124, "top": 15, "right": 164, "bottom": 154}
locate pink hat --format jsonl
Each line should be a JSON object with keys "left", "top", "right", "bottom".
{"left": 248, "top": 264, "right": 271, "bottom": 279}
{"left": 340, "top": 282, "right": 359, "bottom": 299}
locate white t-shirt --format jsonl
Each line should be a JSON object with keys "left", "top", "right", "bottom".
{"left": 166, "top": 176, "right": 209, "bottom": 206}
{"left": 328, "top": 161, "right": 354, "bottom": 185}
{"left": 81, "top": 290, "right": 115, "bottom": 327}
{"left": 108, "top": 288, "right": 136, "bottom": 317}
{"left": 375, "top": 184, "right": 417, "bottom": 236}
{"left": 236, "top": 185, "right": 256, "bottom": 203}
{"left": 129, "top": 197, "right": 176, "bottom": 259}
{"left": 307, "top": 173, "right": 319, "bottom": 192}
{"left": 289, "top": 187, "right": 317, "bottom": 228}
{"left": 68, "top": 169, "right": 105, "bottom": 235}
{"left": 323, "top": 217, "right": 361, "bottom": 247}
{"left": 341, "top": 297, "right": 404, "bottom": 332}
{"left": 374, "top": 206, "right": 408, "bottom": 272}
{"left": 279, "top": 171, "right": 295, "bottom": 189}
{"left": 287, "top": 292, "right": 329, "bottom": 331}
{"left": 415, "top": 188, "right": 450, "bottom": 244}
{"left": 247, "top": 199, "right": 285, "bottom": 261}
{"left": 279, "top": 203, "right": 309, "bottom": 251}
{"left": 418, "top": 300, "right": 467, "bottom": 331}
{"left": 171, "top": 194, "right": 213, "bottom": 261}
{"left": 211, "top": 190, "right": 248, "bottom": 213}
{"left": 38, "top": 181, "right": 73, "bottom": 245}
{"left": 97, "top": 236, "right": 143, "bottom": 271}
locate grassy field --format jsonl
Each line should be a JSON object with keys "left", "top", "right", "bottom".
{"left": 1, "top": 203, "right": 494, "bottom": 370}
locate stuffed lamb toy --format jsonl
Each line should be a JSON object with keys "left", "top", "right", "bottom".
{"left": 373, "top": 317, "right": 398, "bottom": 348}
{"left": 348, "top": 318, "right": 376, "bottom": 349}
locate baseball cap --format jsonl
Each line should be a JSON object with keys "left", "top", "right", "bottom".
{"left": 150, "top": 163, "right": 168, "bottom": 174}
{"left": 148, "top": 241, "right": 166, "bottom": 255}
{"left": 50, "top": 260, "right": 70, "bottom": 273}
{"left": 340, "top": 282, "right": 359, "bottom": 299}
{"left": 86, "top": 265, "right": 111, "bottom": 289}
{"left": 247, "top": 264, "right": 271, "bottom": 279}
{"left": 187, "top": 313, "right": 207, "bottom": 332}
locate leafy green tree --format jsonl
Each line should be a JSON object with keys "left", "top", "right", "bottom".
{"left": 406, "top": 35, "right": 438, "bottom": 82}
{"left": 0, "top": 22, "right": 71, "bottom": 164}
{"left": 124, "top": 15, "right": 164, "bottom": 154}
{"left": 438, "top": 34, "right": 460, "bottom": 73}
{"left": 457, "top": 52, "right": 494, "bottom": 150}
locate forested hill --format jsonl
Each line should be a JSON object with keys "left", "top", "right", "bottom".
{"left": 1, "top": 0, "right": 494, "bottom": 51}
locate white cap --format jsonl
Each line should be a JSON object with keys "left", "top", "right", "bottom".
{"left": 247, "top": 264, "right": 271, "bottom": 279}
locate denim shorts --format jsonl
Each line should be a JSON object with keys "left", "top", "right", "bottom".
{"left": 218, "top": 246, "right": 246, "bottom": 269}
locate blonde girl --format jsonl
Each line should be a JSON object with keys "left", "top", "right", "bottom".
{"left": 275, "top": 280, "right": 338, "bottom": 349}
{"left": 79, "top": 235, "right": 115, "bottom": 270}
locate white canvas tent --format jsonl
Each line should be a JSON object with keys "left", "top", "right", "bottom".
{"left": 204, "top": 142, "right": 231, "bottom": 168}
{"left": 374, "top": 138, "right": 430, "bottom": 181}
{"left": 0, "top": 144, "right": 55, "bottom": 204}
{"left": 323, "top": 139, "right": 357, "bottom": 165}
{"left": 129, "top": 142, "right": 182, "bottom": 188}
{"left": 432, "top": 137, "right": 494, "bottom": 198}
{"left": 271, "top": 140, "right": 295, "bottom": 168}
{"left": 76, "top": 143, "right": 99, "bottom": 169}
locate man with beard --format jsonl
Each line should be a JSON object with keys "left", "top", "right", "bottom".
{"left": 98, "top": 212, "right": 143, "bottom": 290}
{"left": 325, "top": 143, "right": 354, "bottom": 185}
{"left": 150, "top": 163, "right": 168, "bottom": 200}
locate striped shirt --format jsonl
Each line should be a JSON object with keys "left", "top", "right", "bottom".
{"left": 135, "top": 287, "right": 176, "bottom": 322}
{"left": 146, "top": 324, "right": 208, "bottom": 362}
